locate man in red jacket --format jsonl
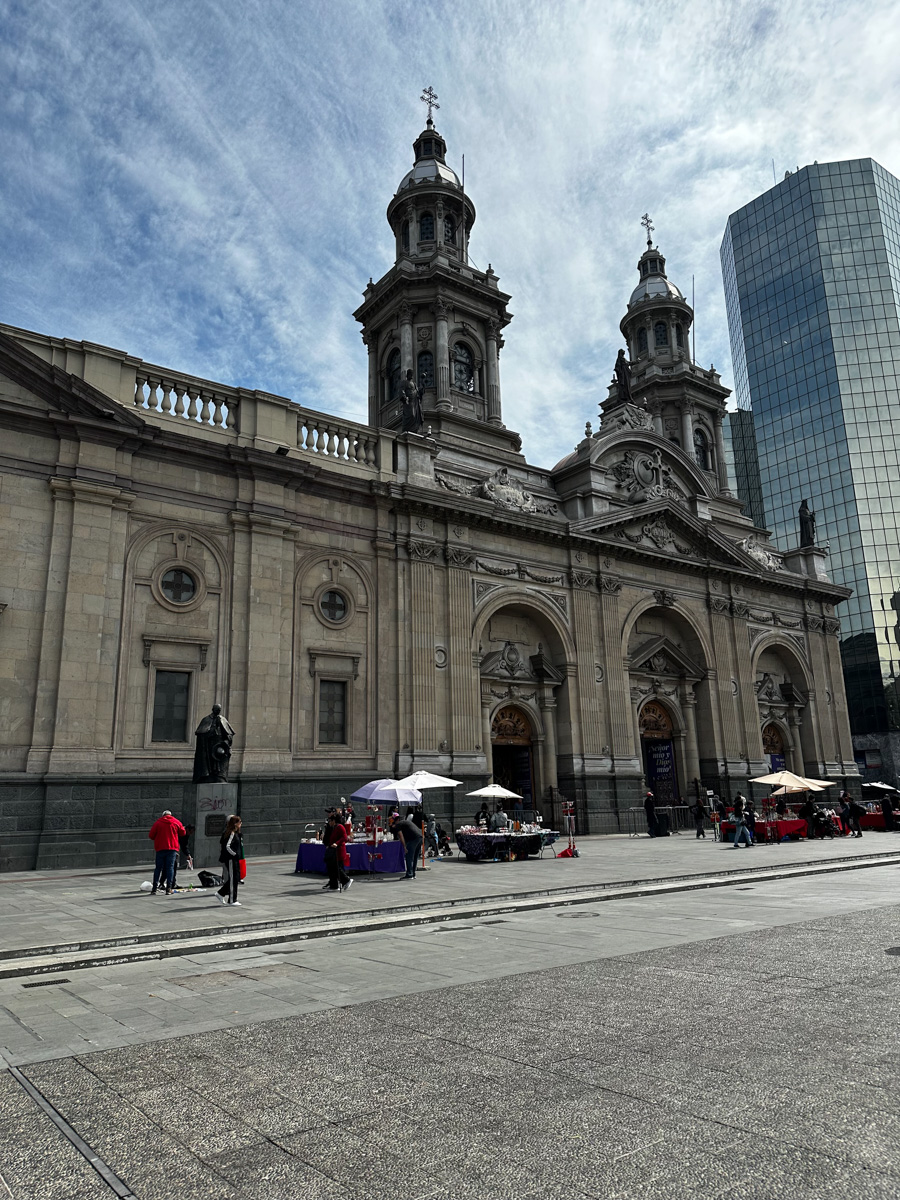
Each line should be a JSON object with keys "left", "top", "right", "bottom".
{"left": 148, "top": 810, "right": 187, "bottom": 895}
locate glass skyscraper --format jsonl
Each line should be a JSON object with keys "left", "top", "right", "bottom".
{"left": 722, "top": 158, "right": 900, "bottom": 743}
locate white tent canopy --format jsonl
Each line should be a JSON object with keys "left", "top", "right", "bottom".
{"left": 396, "top": 771, "right": 462, "bottom": 790}
{"left": 750, "top": 770, "right": 831, "bottom": 790}
{"left": 466, "top": 784, "right": 522, "bottom": 800}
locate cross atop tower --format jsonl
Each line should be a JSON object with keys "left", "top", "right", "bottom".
{"left": 641, "top": 213, "right": 654, "bottom": 248}
{"left": 420, "top": 86, "right": 440, "bottom": 123}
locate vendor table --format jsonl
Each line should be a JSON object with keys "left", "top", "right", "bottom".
{"left": 295, "top": 840, "right": 406, "bottom": 874}
{"left": 721, "top": 818, "right": 806, "bottom": 843}
{"left": 860, "top": 812, "right": 898, "bottom": 831}
{"left": 454, "top": 829, "right": 560, "bottom": 860}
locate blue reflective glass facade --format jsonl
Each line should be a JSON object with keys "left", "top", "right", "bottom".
{"left": 722, "top": 159, "right": 900, "bottom": 734}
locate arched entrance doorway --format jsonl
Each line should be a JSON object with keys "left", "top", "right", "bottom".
{"left": 762, "top": 722, "right": 786, "bottom": 772}
{"left": 491, "top": 706, "right": 535, "bottom": 810}
{"left": 640, "top": 700, "right": 679, "bottom": 805}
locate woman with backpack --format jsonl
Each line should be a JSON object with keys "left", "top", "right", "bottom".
{"left": 217, "top": 814, "right": 245, "bottom": 906}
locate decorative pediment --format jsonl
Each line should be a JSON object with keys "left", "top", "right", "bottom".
{"left": 480, "top": 640, "right": 534, "bottom": 680}
{"left": 629, "top": 636, "right": 703, "bottom": 681}
{"left": 570, "top": 500, "right": 771, "bottom": 572}
{"left": 0, "top": 332, "right": 145, "bottom": 429}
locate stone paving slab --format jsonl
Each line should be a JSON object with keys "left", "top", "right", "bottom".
{"left": 8, "top": 894, "right": 900, "bottom": 1199}
{"left": 1, "top": 833, "right": 897, "bottom": 965}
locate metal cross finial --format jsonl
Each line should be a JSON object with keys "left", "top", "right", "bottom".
{"left": 420, "top": 86, "right": 440, "bottom": 122}
{"left": 641, "top": 212, "right": 654, "bottom": 247}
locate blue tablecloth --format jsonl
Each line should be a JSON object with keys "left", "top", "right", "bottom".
{"left": 295, "top": 840, "right": 406, "bottom": 874}
{"left": 455, "top": 830, "right": 560, "bottom": 860}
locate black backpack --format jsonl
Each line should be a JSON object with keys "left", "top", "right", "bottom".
{"left": 197, "top": 869, "right": 222, "bottom": 889}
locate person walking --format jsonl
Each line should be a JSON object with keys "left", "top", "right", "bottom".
{"left": 148, "top": 809, "right": 187, "bottom": 895}
{"left": 644, "top": 792, "right": 658, "bottom": 838}
{"left": 323, "top": 811, "right": 352, "bottom": 892}
{"left": 391, "top": 812, "right": 424, "bottom": 879}
{"left": 217, "top": 814, "right": 245, "bottom": 906}
{"left": 689, "top": 796, "right": 707, "bottom": 839}
{"left": 732, "top": 798, "right": 753, "bottom": 848}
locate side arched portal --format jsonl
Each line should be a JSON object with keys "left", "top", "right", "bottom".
{"left": 639, "top": 699, "right": 681, "bottom": 805}
{"left": 491, "top": 705, "right": 535, "bottom": 810}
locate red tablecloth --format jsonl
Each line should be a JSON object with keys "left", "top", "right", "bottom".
{"left": 860, "top": 812, "right": 895, "bottom": 831}
{"left": 721, "top": 818, "right": 806, "bottom": 842}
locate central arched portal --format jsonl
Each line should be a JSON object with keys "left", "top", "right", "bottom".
{"left": 491, "top": 706, "right": 535, "bottom": 810}
{"left": 762, "top": 722, "right": 786, "bottom": 772}
{"left": 640, "top": 701, "right": 680, "bottom": 805}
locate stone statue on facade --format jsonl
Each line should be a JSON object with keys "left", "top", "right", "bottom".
{"left": 399, "top": 369, "right": 424, "bottom": 433}
{"left": 614, "top": 349, "right": 633, "bottom": 404}
{"left": 193, "top": 704, "right": 235, "bottom": 784}
{"left": 799, "top": 499, "right": 816, "bottom": 547}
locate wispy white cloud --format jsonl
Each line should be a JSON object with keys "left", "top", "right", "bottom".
{"left": 1, "top": 0, "right": 899, "bottom": 467}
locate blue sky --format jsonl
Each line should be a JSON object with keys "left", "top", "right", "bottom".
{"left": 2, "top": 0, "right": 900, "bottom": 468}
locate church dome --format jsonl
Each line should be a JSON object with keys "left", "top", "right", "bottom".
{"left": 396, "top": 120, "right": 461, "bottom": 193}
{"left": 627, "top": 242, "right": 685, "bottom": 308}
{"left": 629, "top": 275, "right": 684, "bottom": 306}
{"left": 397, "top": 158, "right": 461, "bottom": 191}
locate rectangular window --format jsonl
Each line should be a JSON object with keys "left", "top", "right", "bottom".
{"left": 318, "top": 680, "right": 347, "bottom": 745}
{"left": 151, "top": 670, "right": 190, "bottom": 742}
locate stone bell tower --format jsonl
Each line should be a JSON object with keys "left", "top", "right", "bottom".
{"left": 603, "top": 215, "right": 733, "bottom": 497}
{"left": 354, "top": 92, "right": 518, "bottom": 455}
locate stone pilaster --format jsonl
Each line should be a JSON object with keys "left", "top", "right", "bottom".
{"left": 571, "top": 575, "right": 602, "bottom": 755}
{"left": 485, "top": 318, "right": 502, "bottom": 426}
{"left": 399, "top": 302, "right": 414, "bottom": 378}
{"left": 435, "top": 295, "right": 451, "bottom": 411}
{"left": 445, "top": 546, "right": 479, "bottom": 761}
{"left": 230, "top": 512, "right": 294, "bottom": 774}
{"left": 38, "top": 477, "right": 135, "bottom": 775}
{"left": 599, "top": 575, "right": 635, "bottom": 764}
{"left": 409, "top": 549, "right": 437, "bottom": 753}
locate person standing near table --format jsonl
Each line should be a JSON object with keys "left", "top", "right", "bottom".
{"left": 148, "top": 809, "right": 187, "bottom": 895}
{"left": 475, "top": 802, "right": 491, "bottom": 828}
{"left": 217, "top": 815, "right": 245, "bottom": 905}
{"left": 323, "top": 812, "right": 352, "bottom": 892}
{"left": 391, "top": 813, "right": 423, "bottom": 879}
{"left": 689, "top": 796, "right": 707, "bottom": 839}
{"left": 880, "top": 794, "right": 896, "bottom": 831}
{"left": 490, "top": 805, "right": 509, "bottom": 831}
{"left": 847, "top": 795, "right": 865, "bottom": 838}
{"left": 644, "top": 792, "right": 658, "bottom": 838}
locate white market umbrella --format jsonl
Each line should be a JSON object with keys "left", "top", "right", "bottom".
{"left": 750, "top": 770, "right": 828, "bottom": 790}
{"left": 350, "top": 778, "right": 422, "bottom": 807}
{"left": 862, "top": 782, "right": 897, "bottom": 791}
{"left": 770, "top": 786, "right": 807, "bottom": 796}
{"left": 396, "top": 770, "right": 462, "bottom": 790}
{"left": 466, "top": 784, "right": 523, "bottom": 800}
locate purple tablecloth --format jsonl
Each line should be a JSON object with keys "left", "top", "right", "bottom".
{"left": 295, "top": 840, "right": 406, "bottom": 874}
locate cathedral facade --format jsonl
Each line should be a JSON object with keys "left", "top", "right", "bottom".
{"left": 0, "top": 119, "right": 856, "bottom": 869}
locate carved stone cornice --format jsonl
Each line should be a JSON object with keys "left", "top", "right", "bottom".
{"left": 652, "top": 589, "right": 676, "bottom": 608}
{"left": 599, "top": 574, "right": 623, "bottom": 595}
{"left": 408, "top": 539, "right": 437, "bottom": 561}
{"left": 805, "top": 614, "right": 824, "bottom": 632}
{"left": 570, "top": 570, "right": 596, "bottom": 590}
{"left": 445, "top": 545, "right": 475, "bottom": 568}
{"left": 707, "top": 595, "right": 730, "bottom": 615}
{"left": 823, "top": 618, "right": 841, "bottom": 636}
{"left": 731, "top": 600, "right": 749, "bottom": 618}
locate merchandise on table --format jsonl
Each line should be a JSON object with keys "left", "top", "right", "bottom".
{"left": 295, "top": 839, "right": 406, "bottom": 874}
{"left": 454, "top": 825, "right": 560, "bottom": 860}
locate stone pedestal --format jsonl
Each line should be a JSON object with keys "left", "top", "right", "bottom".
{"left": 194, "top": 782, "right": 238, "bottom": 870}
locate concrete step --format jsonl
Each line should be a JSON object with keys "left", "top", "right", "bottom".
{"left": 4, "top": 849, "right": 898, "bottom": 980}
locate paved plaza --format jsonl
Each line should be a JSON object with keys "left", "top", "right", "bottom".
{"left": 2, "top": 836, "right": 900, "bottom": 1198}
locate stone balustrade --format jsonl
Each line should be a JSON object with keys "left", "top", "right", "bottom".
{"left": 134, "top": 369, "right": 238, "bottom": 431}
{"left": 296, "top": 408, "right": 381, "bottom": 468}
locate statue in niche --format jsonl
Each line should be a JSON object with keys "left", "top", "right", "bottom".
{"left": 193, "top": 704, "right": 235, "bottom": 784}
{"left": 799, "top": 499, "right": 816, "bottom": 547}
{"left": 399, "top": 369, "right": 424, "bottom": 433}
{"left": 614, "top": 349, "right": 633, "bottom": 404}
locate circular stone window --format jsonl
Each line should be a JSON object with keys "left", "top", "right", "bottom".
{"left": 160, "top": 568, "right": 197, "bottom": 605}
{"left": 319, "top": 589, "right": 348, "bottom": 623}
